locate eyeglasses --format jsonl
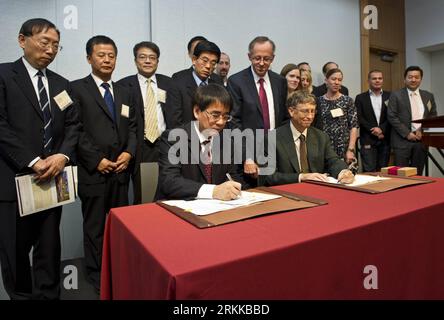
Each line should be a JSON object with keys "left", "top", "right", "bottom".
{"left": 292, "top": 108, "right": 316, "bottom": 115}
{"left": 251, "top": 56, "right": 274, "bottom": 63}
{"left": 137, "top": 54, "right": 158, "bottom": 62}
{"left": 198, "top": 57, "right": 218, "bottom": 67}
{"left": 205, "top": 110, "right": 232, "bottom": 122}
{"left": 30, "top": 37, "right": 62, "bottom": 52}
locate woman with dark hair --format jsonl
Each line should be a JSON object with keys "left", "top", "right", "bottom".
{"left": 315, "top": 68, "right": 358, "bottom": 164}
{"left": 280, "top": 63, "right": 302, "bottom": 97}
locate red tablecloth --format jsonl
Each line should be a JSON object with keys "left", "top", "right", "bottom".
{"left": 101, "top": 178, "right": 444, "bottom": 299}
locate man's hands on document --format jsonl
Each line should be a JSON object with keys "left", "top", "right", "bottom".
{"left": 33, "top": 154, "right": 68, "bottom": 181}
{"left": 213, "top": 181, "right": 242, "bottom": 201}
{"left": 337, "top": 169, "right": 355, "bottom": 184}
{"left": 300, "top": 173, "right": 329, "bottom": 182}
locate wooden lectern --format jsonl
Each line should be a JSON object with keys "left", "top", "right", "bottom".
{"left": 413, "top": 115, "right": 444, "bottom": 149}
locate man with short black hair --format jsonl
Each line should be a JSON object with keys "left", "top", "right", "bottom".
{"left": 118, "top": 41, "right": 172, "bottom": 204}
{"left": 387, "top": 66, "right": 437, "bottom": 174}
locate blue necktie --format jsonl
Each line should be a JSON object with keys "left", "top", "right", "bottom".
{"left": 37, "top": 70, "right": 53, "bottom": 154}
{"left": 101, "top": 82, "right": 116, "bottom": 122}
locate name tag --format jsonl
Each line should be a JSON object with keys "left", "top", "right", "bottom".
{"left": 330, "top": 108, "right": 344, "bottom": 118}
{"left": 53, "top": 90, "right": 73, "bottom": 111}
{"left": 121, "top": 104, "right": 130, "bottom": 118}
{"left": 157, "top": 88, "right": 166, "bottom": 104}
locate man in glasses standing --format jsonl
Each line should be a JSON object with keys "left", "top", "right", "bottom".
{"left": 227, "top": 36, "right": 288, "bottom": 180}
{"left": 0, "top": 18, "right": 79, "bottom": 299}
{"left": 158, "top": 84, "right": 246, "bottom": 200}
{"left": 166, "top": 40, "right": 223, "bottom": 128}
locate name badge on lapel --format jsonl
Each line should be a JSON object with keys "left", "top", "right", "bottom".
{"left": 121, "top": 104, "right": 130, "bottom": 118}
{"left": 384, "top": 99, "right": 389, "bottom": 106}
{"left": 330, "top": 108, "right": 344, "bottom": 118}
{"left": 53, "top": 90, "right": 73, "bottom": 111}
{"left": 157, "top": 89, "right": 166, "bottom": 104}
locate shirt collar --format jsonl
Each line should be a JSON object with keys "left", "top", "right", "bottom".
{"left": 289, "top": 121, "right": 307, "bottom": 142}
{"left": 138, "top": 73, "right": 157, "bottom": 85}
{"left": 91, "top": 73, "right": 112, "bottom": 89}
{"left": 369, "top": 89, "right": 383, "bottom": 96}
{"left": 22, "top": 57, "right": 46, "bottom": 78}
{"left": 192, "top": 70, "right": 208, "bottom": 87}
{"left": 251, "top": 66, "right": 270, "bottom": 84}
{"left": 407, "top": 87, "right": 419, "bottom": 96}
{"left": 193, "top": 121, "right": 218, "bottom": 144}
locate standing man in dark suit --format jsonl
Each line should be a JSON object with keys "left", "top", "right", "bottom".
{"left": 159, "top": 84, "right": 245, "bottom": 200}
{"left": 167, "top": 40, "right": 223, "bottom": 128}
{"left": 264, "top": 91, "right": 354, "bottom": 186}
{"left": 71, "top": 35, "right": 136, "bottom": 291}
{"left": 0, "top": 18, "right": 79, "bottom": 299}
{"left": 355, "top": 70, "right": 391, "bottom": 172}
{"left": 313, "top": 61, "right": 349, "bottom": 97}
{"left": 118, "top": 41, "right": 172, "bottom": 204}
{"left": 387, "top": 66, "right": 437, "bottom": 174}
{"left": 227, "top": 36, "right": 288, "bottom": 178}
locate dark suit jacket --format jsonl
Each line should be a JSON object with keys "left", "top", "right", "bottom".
{"left": 167, "top": 67, "right": 223, "bottom": 128}
{"left": 313, "top": 83, "right": 349, "bottom": 97}
{"left": 0, "top": 59, "right": 79, "bottom": 200}
{"left": 158, "top": 122, "right": 246, "bottom": 199}
{"left": 355, "top": 90, "right": 391, "bottom": 145}
{"left": 227, "top": 67, "right": 288, "bottom": 130}
{"left": 387, "top": 87, "right": 437, "bottom": 148}
{"left": 71, "top": 75, "right": 137, "bottom": 185}
{"left": 264, "top": 123, "right": 348, "bottom": 186}
{"left": 117, "top": 73, "right": 172, "bottom": 164}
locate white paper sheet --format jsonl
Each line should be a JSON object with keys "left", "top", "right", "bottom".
{"left": 323, "top": 174, "right": 390, "bottom": 187}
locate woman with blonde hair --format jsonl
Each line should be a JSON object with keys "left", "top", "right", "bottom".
{"left": 300, "top": 69, "right": 314, "bottom": 94}
{"left": 280, "top": 63, "right": 302, "bottom": 96}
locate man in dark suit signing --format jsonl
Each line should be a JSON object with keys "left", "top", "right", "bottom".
{"left": 167, "top": 40, "right": 223, "bottom": 128}
{"left": 264, "top": 91, "right": 354, "bottom": 186}
{"left": 71, "top": 35, "right": 137, "bottom": 291}
{"left": 387, "top": 65, "right": 437, "bottom": 174}
{"left": 158, "top": 84, "right": 245, "bottom": 200}
{"left": 355, "top": 70, "right": 391, "bottom": 172}
{"left": 118, "top": 41, "right": 172, "bottom": 204}
{"left": 0, "top": 18, "right": 79, "bottom": 299}
{"left": 227, "top": 36, "right": 288, "bottom": 178}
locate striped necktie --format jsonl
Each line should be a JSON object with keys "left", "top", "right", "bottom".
{"left": 37, "top": 70, "right": 53, "bottom": 154}
{"left": 144, "top": 78, "right": 159, "bottom": 143}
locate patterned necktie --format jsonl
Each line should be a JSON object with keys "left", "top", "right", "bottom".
{"left": 101, "top": 82, "right": 116, "bottom": 122}
{"left": 144, "top": 78, "right": 159, "bottom": 143}
{"left": 299, "top": 134, "right": 310, "bottom": 173}
{"left": 258, "top": 78, "right": 270, "bottom": 130}
{"left": 410, "top": 92, "right": 422, "bottom": 131}
{"left": 199, "top": 80, "right": 207, "bottom": 87}
{"left": 201, "top": 138, "right": 212, "bottom": 184}
{"left": 37, "top": 70, "right": 53, "bottom": 154}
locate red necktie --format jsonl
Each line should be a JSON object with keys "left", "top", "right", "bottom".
{"left": 258, "top": 78, "right": 270, "bottom": 130}
{"left": 201, "top": 139, "right": 212, "bottom": 184}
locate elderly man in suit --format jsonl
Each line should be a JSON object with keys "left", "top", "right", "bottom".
{"left": 158, "top": 84, "right": 246, "bottom": 200}
{"left": 0, "top": 18, "right": 79, "bottom": 299}
{"left": 118, "top": 41, "right": 172, "bottom": 204}
{"left": 264, "top": 91, "right": 354, "bottom": 186}
{"left": 167, "top": 40, "right": 223, "bottom": 128}
{"left": 71, "top": 35, "right": 137, "bottom": 291}
{"left": 227, "top": 36, "right": 288, "bottom": 178}
{"left": 387, "top": 66, "right": 437, "bottom": 174}
{"left": 355, "top": 70, "right": 391, "bottom": 172}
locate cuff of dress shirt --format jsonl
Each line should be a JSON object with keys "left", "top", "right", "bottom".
{"left": 196, "top": 184, "right": 216, "bottom": 199}
{"left": 28, "top": 157, "right": 41, "bottom": 168}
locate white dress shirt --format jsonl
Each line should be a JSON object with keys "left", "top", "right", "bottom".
{"left": 407, "top": 88, "right": 425, "bottom": 131}
{"left": 369, "top": 89, "right": 383, "bottom": 125}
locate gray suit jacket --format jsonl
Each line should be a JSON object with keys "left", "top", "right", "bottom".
{"left": 264, "top": 123, "right": 348, "bottom": 186}
{"left": 387, "top": 88, "right": 437, "bottom": 148}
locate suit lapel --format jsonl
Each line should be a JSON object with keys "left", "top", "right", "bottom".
{"left": 419, "top": 90, "right": 431, "bottom": 116}
{"left": 187, "top": 123, "right": 207, "bottom": 181}
{"left": 131, "top": 75, "right": 144, "bottom": 118}
{"left": 402, "top": 88, "right": 412, "bottom": 117}
{"left": 245, "top": 68, "right": 263, "bottom": 115}
{"left": 269, "top": 72, "right": 280, "bottom": 123}
{"left": 306, "top": 128, "right": 318, "bottom": 173}
{"left": 84, "top": 75, "right": 115, "bottom": 123}
{"left": 113, "top": 82, "right": 122, "bottom": 129}
{"left": 380, "top": 91, "right": 390, "bottom": 123}
{"left": 281, "top": 123, "right": 300, "bottom": 173}
{"left": 12, "top": 60, "right": 43, "bottom": 120}
{"left": 364, "top": 92, "right": 379, "bottom": 124}
{"left": 47, "top": 70, "right": 60, "bottom": 123}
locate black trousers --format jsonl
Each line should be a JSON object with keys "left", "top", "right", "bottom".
{"left": 360, "top": 140, "right": 391, "bottom": 172}
{"left": 393, "top": 141, "right": 428, "bottom": 175}
{"left": 78, "top": 174, "right": 129, "bottom": 290}
{"left": 0, "top": 202, "right": 61, "bottom": 300}
{"left": 132, "top": 139, "right": 159, "bottom": 205}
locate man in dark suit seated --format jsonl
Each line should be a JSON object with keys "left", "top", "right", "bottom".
{"left": 0, "top": 18, "right": 79, "bottom": 299}
{"left": 71, "top": 35, "right": 137, "bottom": 291}
{"left": 313, "top": 61, "right": 349, "bottom": 97}
{"left": 264, "top": 91, "right": 354, "bottom": 186}
{"left": 167, "top": 40, "right": 223, "bottom": 128}
{"left": 117, "top": 41, "right": 172, "bottom": 204}
{"left": 387, "top": 65, "right": 437, "bottom": 174}
{"left": 158, "top": 84, "right": 246, "bottom": 200}
{"left": 355, "top": 70, "right": 391, "bottom": 172}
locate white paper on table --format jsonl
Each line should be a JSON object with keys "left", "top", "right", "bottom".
{"left": 162, "top": 191, "right": 281, "bottom": 216}
{"left": 324, "top": 174, "right": 390, "bottom": 187}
